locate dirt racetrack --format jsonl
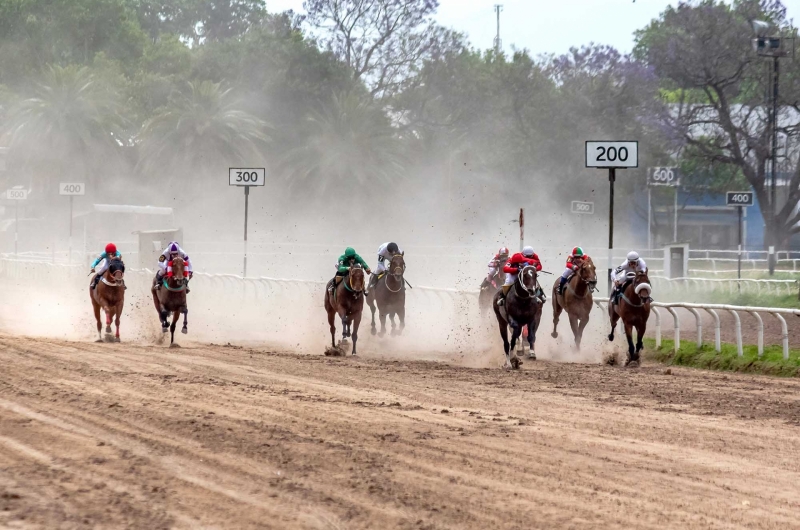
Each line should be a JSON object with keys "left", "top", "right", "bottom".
{"left": 2, "top": 337, "right": 800, "bottom": 528}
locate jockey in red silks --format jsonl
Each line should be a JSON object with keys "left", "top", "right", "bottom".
{"left": 153, "top": 241, "right": 193, "bottom": 292}
{"left": 497, "top": 246, "right": 542, "bottom": 306}
{"left": 558, "top": 246, "right": 589, "bottom": 295}
{"left": 482, "top": 246, "right": 510, "bottom": 289}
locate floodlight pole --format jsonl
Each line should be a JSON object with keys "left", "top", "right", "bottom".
{"left": 68, "top": 195, "right": 73, "bottom": 264}
{"left": 737, "top": 205, "right": 743, "bottom": 290}
{"left": 243, "top": 186, "right": 250, "bottom": 278}
{"left": 608, "top": 168, "right": 615, "bottom": 296}
{"left": 14, "top": 200, "right": 18, "bottom": 256}
{"left": 769, "top": 55, "right": 779, "bottom": 275}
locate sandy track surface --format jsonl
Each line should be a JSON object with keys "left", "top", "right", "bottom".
{"left": 1, "top": 337, "right": 800, "bottom": 529}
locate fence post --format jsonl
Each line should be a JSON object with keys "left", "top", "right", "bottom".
{"left": 687, "top": 307, "right": 702, "bottom": 348}
{"left": 666, "top": 307, "right": 680, "bottom": 353}
{"left": 728, "top": 309, "right": 743, "bottom": 357}
{"left": 704, "top": 308, "right": 721, "bottom": 352}
{"left": 652, "top": 307, "right": 662, "bottom": 349}
{"left": 747, "top": 311, "right": 764, "bottom": 357}
{"left": 772, "top": 312, "right": 789, "bottom": 360}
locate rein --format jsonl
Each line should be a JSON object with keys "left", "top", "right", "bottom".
{"left": 162, "top": 278, "right": 187, "bottom": 292}
{"left": 513, "top": 266, "right": 536, "bottom": 299}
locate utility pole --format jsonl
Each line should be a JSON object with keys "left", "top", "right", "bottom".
{"left": 493, "top": 5, "right": 503, "bottom": 55}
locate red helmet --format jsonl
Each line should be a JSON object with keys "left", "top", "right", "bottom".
{"left": 105, "top": 243, "right": 117, "bottom": 255}
{"left": 498, "top": 247, "right": 510, "bottom": 259}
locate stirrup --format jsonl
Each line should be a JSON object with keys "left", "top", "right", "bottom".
{"left": 497, "top": 298, "right": 505, "bottom": 306}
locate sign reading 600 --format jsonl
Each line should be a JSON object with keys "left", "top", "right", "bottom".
{"left": 648, "top": 167, "right": 680, "bottom": 187}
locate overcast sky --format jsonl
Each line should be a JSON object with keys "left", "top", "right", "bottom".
{"left": 266, "top": 0, "right": 800, "bottom": 57}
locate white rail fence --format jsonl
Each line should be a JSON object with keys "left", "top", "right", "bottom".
{"left": 651, "top": 276, "right": 798, "bottom": 295}
{"left": 594, "top": 298, "right": 800, "bottom": 359}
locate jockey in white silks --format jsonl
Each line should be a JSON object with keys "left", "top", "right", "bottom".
{"left": 367, "top": 242, "right": 403, "bottom": 294}
{"left": 153, "top": 241, "right": 193, "bottom": 291}
{"left": 610, "top": 251, "right": 648, "bottom": 302}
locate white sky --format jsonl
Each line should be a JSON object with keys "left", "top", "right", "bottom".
{"left": 266, "top": 0, "right": 800, "bottom": 56}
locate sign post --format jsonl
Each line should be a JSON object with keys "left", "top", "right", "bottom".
{"left": 59, "top": 183, "right": 85, "bottom": 264}
{"left": 586, "top": 141, "right": 638, "bottom": 295}
{"left": 647, "top": 167, "right": 680, "bottom": 249}
{"left": 6, "top": 188, "right": 28, "bottom": 256}
{"left": 229, "top": 168, "right": 265, "bottom": 277}
{"left": 726, "top": 191, "right": 754, "bottom": 287}
{"left": 571, "top": 201, "right": 594, "bottom": 234}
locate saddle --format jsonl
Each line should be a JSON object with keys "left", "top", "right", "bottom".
{"left": 613, "top": 278, "right": 634, "bottom": 305}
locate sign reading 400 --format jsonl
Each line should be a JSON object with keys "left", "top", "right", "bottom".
{"left": 229, "top": 168, "right": 266, "bottom": 186}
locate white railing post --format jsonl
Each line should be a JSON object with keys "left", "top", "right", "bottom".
{"left": 728, "top": 310, "right": 743, "bottom": 357}
{"left": 652, "top": 307, "right": 662, "bottom": 349}
{"left": 772, "top": 312, "right": 789, "bottom": 360}
{"left": 747, "top": 311, "right": 764, "bottom": 357}
{"left": 687, "top": 307, "right": 702, "bottom": 348}
{"left": 666, "top": 307, "right": 680, "bottom": 353}
{"left": 704, "top": 308, "right": 721, "bottom": 353}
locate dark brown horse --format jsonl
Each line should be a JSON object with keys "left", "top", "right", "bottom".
{"left": 608, "top": 269, "right": 652, "bottom": 366}
{"left": 492, "top": 265, "right": 542, "bottom": 369}
{"left": 325, "top": 265, "right": 366, "bottom": 355}
{"left": 90, "top": 258, "right": 125, "bottom": 342}
{"left": 551, "top": 257, "right": 598, "bottom": 349}
{"left": 152, "top": 256, "right": 189, "bottom": 345}
{"left": 366, "top": 254, "right": 406, "bottom": 337}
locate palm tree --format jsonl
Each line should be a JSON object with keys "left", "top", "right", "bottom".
{"left": 280, "top": 91, "right": 405, "bottom": 195}
{"left": 137, "top": 81, "right": 270, "bottom": 182}
{"left": 4, "top": 65, "right": 128, "bottom": 194}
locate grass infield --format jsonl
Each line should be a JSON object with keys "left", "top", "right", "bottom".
{"left": 644, "top": 338, "right": 800, "bottom": 377}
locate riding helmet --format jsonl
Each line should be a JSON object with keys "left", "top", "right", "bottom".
{"left": 345, "top": 247, "right": 356, "bottom": 258}
{"left": 105, "top": 243, "right": 117, "bottom": 254}
{"left": 572, "top": 246, "right": 584, "bottom": 257}
{"left": 169, "top": 242, "right": 180, "bottom": 253}
{"left": 627, "top": 251, "right": 640, "bottom": 262}
{"left": 387, "top": 242, "right": 399, "bottom": 254}
{"left": 498, "top": 247, "right": 509, "bottom": 258}
{"left": 522, "top": 246, "right": 535, "bottom": 257}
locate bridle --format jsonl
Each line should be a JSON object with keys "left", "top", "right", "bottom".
{"left": 384, "top": 255, "right": 405, "bottom": 293}
{"left": 345, "top": 264, "right": 365, "bottom": 295}
{"left": 514, "top": 265, "right": 537, "bottom": 298}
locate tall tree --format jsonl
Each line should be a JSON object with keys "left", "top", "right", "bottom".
{"left": 635, "top": 0, "right": 800, "bottom": 248}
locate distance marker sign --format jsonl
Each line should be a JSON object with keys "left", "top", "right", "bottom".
{"left": 59, "top": 183, "right": 85, "bottom": 196}
{"left": 6, "top": 189, "right": 27, "bottom": 200}
{"left": 726, "top": 191, "right": 754, "bottom": 207}
{"left": 229, "top": 168, "right": 265, "bottom": 186}
{"left": 585, "top": 141, "right": 638, "bottom": 168}
{"left": 571, "top": 201, "right": 594, "bottom": 215}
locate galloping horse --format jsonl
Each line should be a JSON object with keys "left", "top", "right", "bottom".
{"left": 90, "top": 257, "right": 125, "bottom": 342}
{"left": 152, "top": 256, "right": 189, "bottom": 345}
{"left": 551, "top": 257, "right": 598, "bottom": 349}
{"left": 366, "top": 254, "right": 406, "bottom": 337}
{"left": 492, "top": 265, "right": 542, "bottom": 369}
{"left": 325, "top": 265, "right": 366, "bottom": 355}
{"left": 608, "top": 270, "right": 652, "bottom": 366}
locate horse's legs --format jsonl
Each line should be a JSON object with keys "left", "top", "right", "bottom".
{"left": 92, "top": 300, "right": 102, "bottom": 342}
{"left": 634, "top": 322, "right": 646, "bottom": 358}
{"left": 576, "top": 314, "right": 590, "bottom": 350}
{"left": 114, "top": 305, "right": 122, "bottom": 342}
{"left": 608, "top": 309, "right": 620, "bottom": 341}
{"left": 369, "top": 298, "right": 377, "bottom": 335}
{"left": 551, "top": 297, "right": 563, "bottom": 339}
{"left": 327, "top": 310, "right": 336, "bottom": 349}
{"left": 389, "top": 313, "right": 397, "bottom": 336}
{"left": 104, "top": 309, "right": 112, "bottom": 334}
{"left": 378, "top": 309, "right": 387, "bottom": 337}
{"left": 340, "top": 313, "right": 350, "bottom": 339}
{"left": 497, "top": 317, "right": 510, "bottom": 365}
{"left": 508, "top": 320, "right": 521, "bottom": 354}
{"left": 351, "top": 313, "right": 362, "bottom": 356}
{"left": 170, "top": 311, "right": 179, "bottom": 344}
{"left": 181, "top": 306, "right": 188, "bottom": 334}
{"left": 527, "top": 317, "right": 537, "bottom": 359}
{"left": 397, "top": 305, "right": 405, "bottom": 335}
{"left": 624, "top": 322, "right": 635, "bottom": 363}
{"left": 568, "top": 313, "right": 580, "bottom": 349}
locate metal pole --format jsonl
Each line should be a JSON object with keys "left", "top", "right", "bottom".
{"left": 243, "top": 186, "right": 249, "bottom": 277}
{"left": 608, "top": 168, "right": 615, "bottom": 296}
{"left": 519, "top": 208, "right": 524, "bottom": 252}
{"left": 769, "top": 56, "right": 779, "bottom": 275}
{"left": 738, "top": 206, "right": 743, "bottom": 292}
{"left": 68, "top": 195, "right": 73, "bottom": 265}
{"left": 673, "top": 187, "right": 678, "bottom": 242}
{"left": 647, "top": 186, "right": 653, "bottom": 250}
{"left": 14, "top": 200, "right": 18, "bottom": 256}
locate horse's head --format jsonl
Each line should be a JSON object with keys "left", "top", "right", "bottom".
{"left": 171, "top": 256, "right": 186, "bottom": 283}
{"left": 579, "top": 257, "right": 597, "bottom": 290}
{"left": 349, "top": 265, "right": 366, "bottom": 292}
{"left": 632, "top": 269, "right": 652, "bottom": 300}
{"left": 389, "top": 254, "right": 405, "bottom": 279}
{"left": 107, "top": 258, "right": 125, "bottom": 281}
{"left": 518, "top": 265, "right": 538, "bottom": 294}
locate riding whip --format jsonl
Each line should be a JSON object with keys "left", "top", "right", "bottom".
{"left": 404, "top": 279, "right": 413, "bottom": 289}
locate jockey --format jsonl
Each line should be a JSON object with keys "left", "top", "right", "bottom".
{"left": 497, "top": 246, "right": 542, "bottom": 306}
{"left": 558, "top": 246, "right": 589, "bottom": 295}
{"left": 329, "top": 247, "right": 371, "bottom": 293}
{"left": 367, "top": 242, "right": 403, "bottom": 294}
{"left": 154, "top": 241, "right": 193, "bottom": 292}
{"left": 610, "top": 251, "right": 648, "bottom": 303}
{"left": 481, "top": 247, "right": 510, "bottom": 289}
{"left": 90, "top": 243, "right": 122, "bottom": 290}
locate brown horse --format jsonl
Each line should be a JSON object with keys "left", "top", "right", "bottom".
{"left": 608, "top": 269, "right": 652, "bottom": 366}
{"left": 90, "top": 258, "right": 125, "bottom": 342}
{"left": 325, "top": 265, "right": 366, "bottom": 355}
{"left": 152, "top": 256, "right": 189, "bottom": 345}
{"left": 551, "top": 257, "right": 598, "bottom": 349}
{"left": 366, "top": 254, "right": 406, "bottom": 337}
{"left": 492, "top": 265, "right": 542, "bottom": 369}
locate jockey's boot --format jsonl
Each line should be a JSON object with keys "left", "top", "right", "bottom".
{"left": 536, "top": 286, "right": 546, "bottom": 303}
{"left": 480, "top": 278, "right": 491, "bottom": 290}
{"left": 497, "top": 285, "right": 511, "bottom": 306}
{"left": 153, "top": 275, "right": 161, "bottom": 291}
{"left": 558, "top": 276, "right": 567, "bottom": 295}
{"left": 90, "top": 274, "right": 100, "bottom": 290}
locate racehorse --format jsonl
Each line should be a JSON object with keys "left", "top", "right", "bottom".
{"left": 479, "top": 270, "right": 504, "bottom": 316}
{"left": 152, "top": 256, "right": 189, "bottom": 345}
{"left": 608, "top": 269, "right": 652, "bottom": 366}
{"left": 90, "top": 257, "right": 125, "bottom": 342}
{"left": 551, "top": 256, "right": 597, "bottom": 349}
{"left": 325, "top": 265, "right": 366, "bottom": 355}
{"left": 492, "top": 265, "right": 542, "bottom": 369}
{"left": 366, "top": 254, "right": 406, "bottom": 337}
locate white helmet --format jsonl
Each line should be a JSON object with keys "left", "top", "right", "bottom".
{"left": 627, "top": 251, "right": 640, "bottom": 262}
{"left": 522, "top": 246, "right": 535, "bottom": 257}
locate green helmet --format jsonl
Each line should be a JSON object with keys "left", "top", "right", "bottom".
{"left": 572, "top": 246, "right": 584, "bottom": 257}
{"left": 345, "top": 247, "right": 356, "bottom": 258}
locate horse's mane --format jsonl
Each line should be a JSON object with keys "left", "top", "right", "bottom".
{"left": 108, "top": 259, "right": 125, "bottom": 273}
